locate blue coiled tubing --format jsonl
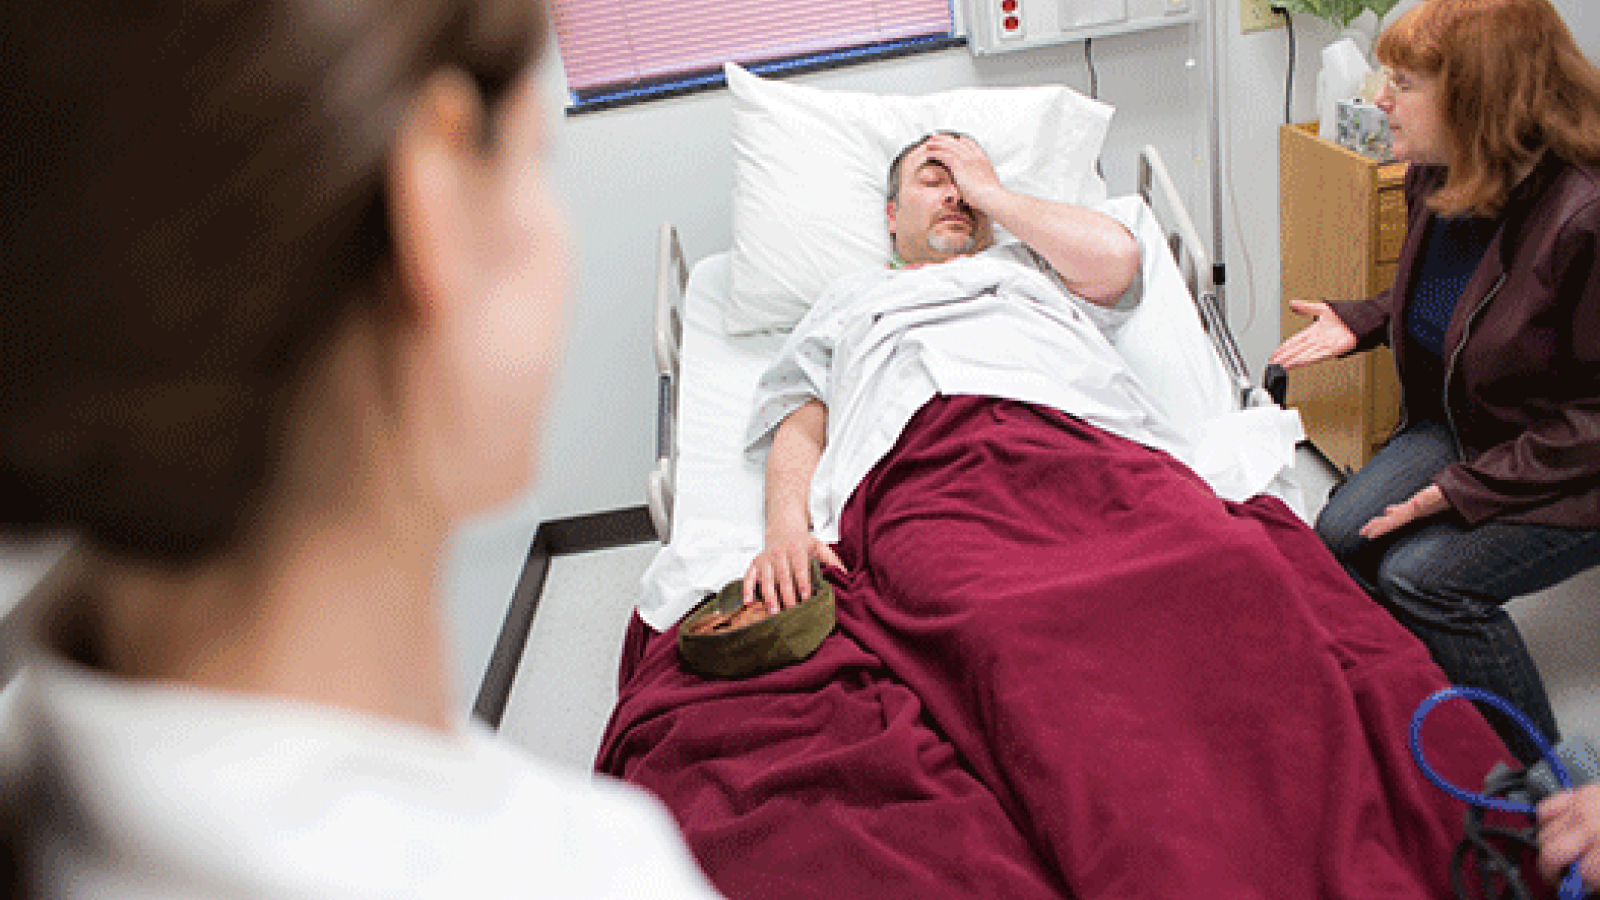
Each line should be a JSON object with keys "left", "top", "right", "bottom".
{"left": 1410, "top": 686, "right": 1585, "bottom": 900}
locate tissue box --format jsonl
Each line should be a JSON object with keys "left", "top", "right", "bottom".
{"left": 1335, "top": 98, "right": 1393, "bottom": 162}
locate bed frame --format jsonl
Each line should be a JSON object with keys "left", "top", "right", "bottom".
{"left": 647, "top": 145, "right": 1259, "bottom": 543}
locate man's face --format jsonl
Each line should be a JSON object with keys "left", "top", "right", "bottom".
{"left": 887, "top": 143, "right": 994, "bottom": 265}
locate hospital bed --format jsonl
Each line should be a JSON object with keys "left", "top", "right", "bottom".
{"left": 647, "top": 144, "right": 1277, "bottom": 551}
{"left": 597, "top": 67, "right": 1516, "bottom": 900}
{"left": 637, "top": 144, "right": 1310, "bottom": 628}
{"left": 628, "top": 69, "right": 1317, "bottom": 633}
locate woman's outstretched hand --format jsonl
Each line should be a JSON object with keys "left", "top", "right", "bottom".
{"left": 1270, "top": 300, "right": 1359, "bottom": 369}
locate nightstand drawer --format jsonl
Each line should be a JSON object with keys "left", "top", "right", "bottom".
{"left": 1369, "top": 261, "right": 1399, "bottom": 297}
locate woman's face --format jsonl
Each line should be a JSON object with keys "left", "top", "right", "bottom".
{"left": 431, "top": 72, "right": 572, "bottom": 515}
{"left": 1375, "top": 66, "right": 1451, "bottom": 166}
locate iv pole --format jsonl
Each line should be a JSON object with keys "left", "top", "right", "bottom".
{"left": 1208, "top": 0, "right": 1228, "bottom": 323}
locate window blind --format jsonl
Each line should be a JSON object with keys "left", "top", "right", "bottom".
{"left": 553, "top": 0, "right": 954, "bottom": 106}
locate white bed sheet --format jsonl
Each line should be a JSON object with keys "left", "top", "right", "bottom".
{"left": 639, "top": 195, "right": 1306, "bottom": 631}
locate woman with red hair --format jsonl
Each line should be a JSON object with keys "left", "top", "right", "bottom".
{"left": 1272, "top": 0, "right": 1600, "bottom": 767}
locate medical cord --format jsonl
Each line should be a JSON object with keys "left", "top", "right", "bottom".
{"left": 1454, "top": 804, "right": 1544, "bottom": 900}
{"left": 1272, "top": 6, "right": 1295, "bottom": 125}
{"left": 1084, "top": 38, "right": 1098, "bottom": 101}
{"left": 1410, "top": 686, "right": 1587, "bottom": 900}
{"left": 1084, "top": 39, "right": 1104, "bottom": 182}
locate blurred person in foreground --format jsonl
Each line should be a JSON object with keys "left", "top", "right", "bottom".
{"left": 0, "top": 1, "right": 723, "bottom": 896}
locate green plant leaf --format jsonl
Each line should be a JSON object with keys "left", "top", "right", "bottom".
{"left": 1276, "top": 0, "right": 1396, "bottom": 29}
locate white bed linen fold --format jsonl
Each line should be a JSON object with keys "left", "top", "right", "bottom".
{"left": 744, "top": 241, "right": 1187, "bottom": 545}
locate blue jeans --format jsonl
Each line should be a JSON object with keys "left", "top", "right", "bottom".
{"left": 1316, "top": 419, "right": 1600, "bottom": 765}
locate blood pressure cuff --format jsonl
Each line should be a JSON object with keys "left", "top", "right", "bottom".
{"left": 677, "top": 559, "right": 835, "bottom": 679}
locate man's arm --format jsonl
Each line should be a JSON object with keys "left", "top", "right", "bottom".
{"left": 923, "top": 132, "right": 1139, "bottom": 305}
{"left": 743, "top": 399, "right": 844, "bottom": 613}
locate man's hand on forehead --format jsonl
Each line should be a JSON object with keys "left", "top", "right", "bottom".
{"left": 920, "top": 133, "right": 1003, "bottom": 210}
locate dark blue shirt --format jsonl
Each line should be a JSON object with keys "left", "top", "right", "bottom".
{"left": 1407, "top": 214, "right": 1498, "bottom": 357}
{"left": 1404, "top": 213, "right": 1497, "bottom": 422}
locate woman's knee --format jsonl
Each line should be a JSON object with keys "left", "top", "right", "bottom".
{"left": 1371, "top": 545, "right": 1482, "bottom": 627}
{"left": 1314, "top": 491, "right": 1369, "bottom": 562}
{"left": 1315, "top": 422, "right": 1458, "bottom": 561}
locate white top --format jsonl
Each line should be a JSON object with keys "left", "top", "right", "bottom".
{"left": 10, "top": 646, "right": 725, "bottom": 900}
{"left": 746, "top": 240, "right": 1183, "bottom": 543}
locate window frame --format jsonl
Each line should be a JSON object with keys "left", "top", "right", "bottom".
{"left": 554, "top": 1, "right": 962, "bottom": 115}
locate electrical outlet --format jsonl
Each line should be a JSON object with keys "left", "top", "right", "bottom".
{"left": 1241, "top": 0, "right": 1284, "bottom": 33}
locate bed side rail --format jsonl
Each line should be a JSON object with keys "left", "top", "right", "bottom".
{"left": 1135, "top": 146, "right": 1256, "bottom": 407}
{"left": 648, "top": 222, "right": 688, "bottom": 544}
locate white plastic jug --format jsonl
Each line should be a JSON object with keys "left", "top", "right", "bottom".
{"left": 1317, "top": 39, "right": 1373, "bottom": 141}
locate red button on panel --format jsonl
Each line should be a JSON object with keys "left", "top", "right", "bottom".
{"left": 1001, "top": 0, "right": 1017, "bottom": 11}
{"left": 1003, "top": 14, "right": 1020, "bottom": 29}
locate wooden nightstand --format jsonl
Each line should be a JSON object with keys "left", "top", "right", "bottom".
{"left": 1279, "top": 122, "right": 1408, "bottom": 475}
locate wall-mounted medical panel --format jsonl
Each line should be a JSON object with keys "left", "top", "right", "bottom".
{"left": 965, "top": 0, "right": 1197, "bottom": 54}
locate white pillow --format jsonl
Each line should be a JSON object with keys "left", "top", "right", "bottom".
{"left": 1099, "top": 195, "right": 1238, "bottom": 437}
{"left": 725, "top": 62, "right": 1113, "bottom": 335}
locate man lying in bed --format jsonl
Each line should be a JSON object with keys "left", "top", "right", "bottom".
{"left": 744, "top": 130, "right": 1180, "bottom": 611}
{"left": 599, "top": 133, "right": 1528, "bottom": 900}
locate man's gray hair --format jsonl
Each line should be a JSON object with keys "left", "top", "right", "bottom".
{"left": 886, "top": 130, "right": 976, "bottom": 203}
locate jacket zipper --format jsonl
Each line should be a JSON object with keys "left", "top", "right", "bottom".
{"left": 1441, "top": 272, "right": 1509, "bottom": 459}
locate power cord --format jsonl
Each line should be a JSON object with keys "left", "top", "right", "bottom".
{"left": 1085, "top": 37, "right": 1099, "bottom": 100}
{"left": 1272, "top": 5, "right": 1295, "bottom": 124}
{"left": 1085, "top": 38, "right": 1104, "bottom": 179}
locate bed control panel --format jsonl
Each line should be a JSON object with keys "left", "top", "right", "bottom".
{"left": 965, "top": 0, "right": 1195, "bottom": 55}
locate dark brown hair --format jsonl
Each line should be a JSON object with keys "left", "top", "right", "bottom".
{"left": 1376, "top": 0, "right": 1600, "bottom": 216}
{"left": 0, "top": 0, "right": 546, "bottom": 563}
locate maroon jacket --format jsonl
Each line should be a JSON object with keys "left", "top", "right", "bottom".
{"left": 1329, "top": 152, "right": 1600, "bottom": 528}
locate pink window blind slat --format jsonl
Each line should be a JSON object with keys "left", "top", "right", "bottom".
{"left": 553, "top": 0, "right": 952, "bottom": 94}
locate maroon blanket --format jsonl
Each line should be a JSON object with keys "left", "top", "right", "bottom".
{"left": 597, "top": 396, "right": 1521, "bottom": 899}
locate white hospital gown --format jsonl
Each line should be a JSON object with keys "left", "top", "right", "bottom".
{"left": 747, "top": 240, "right": 1195, "bottom": 543}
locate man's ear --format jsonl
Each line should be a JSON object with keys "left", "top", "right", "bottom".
{"left": 886, "top": 199, "right": 899, "bottom": 238}
{"left": 386, "top": 69, "right": 487, "bottom": 320}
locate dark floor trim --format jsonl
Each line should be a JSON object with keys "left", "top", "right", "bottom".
{"left": 472, "top": 505, "right": 658, "bottom": 730}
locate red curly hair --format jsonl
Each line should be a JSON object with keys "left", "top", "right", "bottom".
{"left": 1376, "top": 0, "right": 1600, "bottom": 216}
